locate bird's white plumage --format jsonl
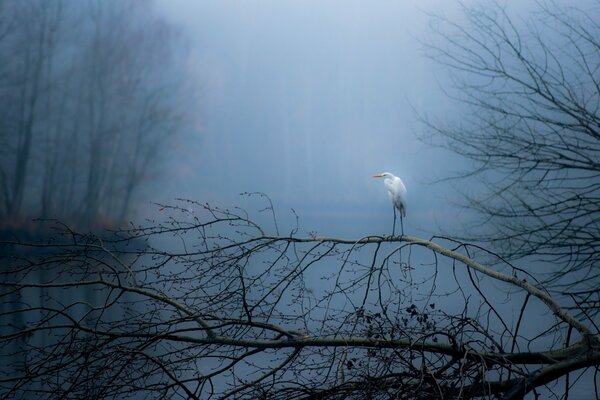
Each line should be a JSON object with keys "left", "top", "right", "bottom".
{"left": 373, "top": 171, "right": 407, "bottom": 236}
{"left": 374, "top": 172, "right": 407, "bottom": 217}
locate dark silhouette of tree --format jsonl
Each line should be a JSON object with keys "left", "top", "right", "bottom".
{"left": 421, "top": 1, "right": 600, "bottom": 307}
{"left": 0, "top": 0, "right": 188, "bottom": 226}
{"left": 1, "top": 199, "right": 598, "bottom": 399}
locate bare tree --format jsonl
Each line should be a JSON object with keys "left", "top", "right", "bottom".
{"left": 1, "top": 199, "right": 598, "bottom": 399}
{"left": 421, "top": 1, "right": 600, "bottom": 306}
{"left": 0, "top": 0, "right": 188, "bottom": 226}
{"left": 0, "top": 1, "right": 64, "bottom": 216}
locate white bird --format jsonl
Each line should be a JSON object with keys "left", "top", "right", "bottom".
{"left": 372, "top": 172, "right": 407, "bottom": 236}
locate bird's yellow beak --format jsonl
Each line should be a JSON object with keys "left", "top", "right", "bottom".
{"left": 372, "top": 174, "right": 384, "bottom": 178}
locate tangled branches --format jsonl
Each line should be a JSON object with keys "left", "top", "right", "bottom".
{"left": 1, "top": 199, "right": 598, "bottom": 399}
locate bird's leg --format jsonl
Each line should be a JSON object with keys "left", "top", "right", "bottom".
{"left": 400, "top": 214, "right": 404, "bottom": 237}
{"left": 392, "top": 207, "right": 397, "bottom": 237}
{"left": 399, "top": 213, "right": 406, "bottom": 271}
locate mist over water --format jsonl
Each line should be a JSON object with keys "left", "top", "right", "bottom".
{"left": 154, "top": 0, "right": 468, "bottom": 239}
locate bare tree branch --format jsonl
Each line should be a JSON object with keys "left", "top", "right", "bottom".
{"left": 1, "top": 200, "right": 598, "bottom": 398}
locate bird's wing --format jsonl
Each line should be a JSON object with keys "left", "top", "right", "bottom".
{"left": 393, "top": 178, "right": 407, "bottom": 198}
{"left": 391, "top": 178, "right": 407, "bottom": 217}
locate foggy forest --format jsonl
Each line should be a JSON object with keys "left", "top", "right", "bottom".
{"left": 1, "top": 0, "right": 599, "bottom": 399}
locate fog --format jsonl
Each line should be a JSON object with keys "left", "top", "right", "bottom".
{"left": 149, "top": 4, "right": 597, "bottom": 397}
{"left": 150, "top": 0, "right": 544, "bottom": 335}
{"left": 1, "top": 0, "right": 597, "bottom": 398}
{"left": 155, "top": 0, "right": 467, "bottom": 238}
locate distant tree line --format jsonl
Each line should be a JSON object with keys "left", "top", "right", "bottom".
{"left": 0, "top": 0, "right": 188, "bottom": 226}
